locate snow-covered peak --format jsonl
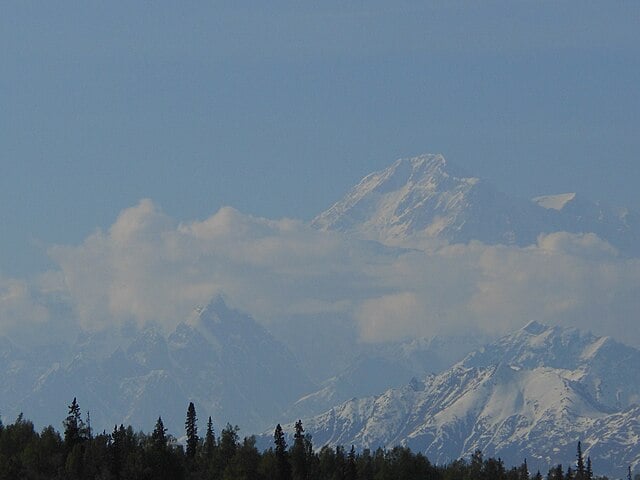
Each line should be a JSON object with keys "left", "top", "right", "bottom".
{"left": 287, "top": 323, "right": 640, "bottom": 477}
{"left": 314, "top": 153, "right": 640, "bottom": 254}
{"left": 312, "top": 153, "right": 555, "bottom": 247}
{"left": 532, "top": 193, "right": 577, "bottom": 210}
{"left": 312, "top": 153, "right": 496, "bottom": 244}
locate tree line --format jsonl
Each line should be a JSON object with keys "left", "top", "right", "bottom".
{"left": 0, "top": 398, "right": 630, "bottom": 480}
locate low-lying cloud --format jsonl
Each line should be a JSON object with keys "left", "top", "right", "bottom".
{"left": 2, "top": 200, "right": 640, "bottom": 347}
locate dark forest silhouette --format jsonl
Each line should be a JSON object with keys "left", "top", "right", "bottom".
{"left": 0, "top": 398, "right": 626, "bottom": 480}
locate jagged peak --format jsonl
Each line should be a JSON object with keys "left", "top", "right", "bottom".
{"left": 202, "top": 293, "right": 231, "bottom": 317}
{"left": 392, "top": 153, "right": 446, "bottom": 170}
{"left": 521, "top": 320, "right": 550, "bottom": 335}
{"left": 189, "top": 293, "right": 231, "bottom": 325}
{"left": 381, "top": 153, "right": 476, "bottom": 184}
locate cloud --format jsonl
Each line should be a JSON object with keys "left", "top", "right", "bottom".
{"left": 0, "top": 277, "right": 49, "bottom": 328}
{"left": 2, "top": 200, "right": 640, "bottom": 348}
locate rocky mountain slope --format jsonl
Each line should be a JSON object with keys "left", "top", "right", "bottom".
{"left": 284, "top": 322, "right": 640, "bottom": 477}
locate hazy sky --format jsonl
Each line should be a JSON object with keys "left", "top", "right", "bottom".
{"left": 2, "top": 2, "right": 639, "bottom": 276}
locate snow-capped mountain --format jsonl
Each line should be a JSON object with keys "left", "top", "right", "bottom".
{"left": 1, "top": 296, "right": 314, "bottom": 435}
{"left": 285, "top": 322, "right": 640, "bottom": 477}
{"left": 313, "top": 154, "right": 640, "bottom": 255}
{"left": 284, "top": 334, "right": 485, "bottom": 421}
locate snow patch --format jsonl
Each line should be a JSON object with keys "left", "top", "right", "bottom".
{"left": 532, "top": 193, "right": 576, "bottom": 211}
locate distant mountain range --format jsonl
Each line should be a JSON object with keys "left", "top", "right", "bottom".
{"left": 1, "top": 296, "right": 313, "bottom": 435}
{"left": 2, "top": 153, "right": 639, "bottom": 477}
{"left": 276, "top": 321, "right": 640, "bottom": 478}
{"left": 313, "top": 153, "right": 640, "bottom": 255}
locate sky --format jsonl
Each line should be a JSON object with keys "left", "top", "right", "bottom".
{"left": 2, "top": 1, "right": 640, "bottom": 276}
{"left": 1, "top": 2, "right": 640, "bottom": 347}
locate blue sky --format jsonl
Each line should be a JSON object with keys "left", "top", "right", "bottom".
{"left": 2, "top": 2, "right": 640, "bottom": 276}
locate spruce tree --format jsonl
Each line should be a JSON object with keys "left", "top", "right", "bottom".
{"left": 204, "top": 416, "right": 216, "bottom": 457}
{"left": 566, "top": 466, "right": 574, "bottom": 480}
{"left": 551, "top": 464, "right": 564, "bottom": 480}
{"left": 185, "top": 401, "right": 198, "bottom": 458}
{"left": 291, "top": 420, "right": 308, "bottom": 480}
{"left": 274, "top": 423, "right": 291, "bottom": 480}
{"left": 519, "top": 458, "right": 530, "bottom": 480}
{"left": 346, "top": 445, "right": 357, "bottom": 480}
{"left": 63, "top": 397, "right": 85, "bottom": 450}
{"left": 152, "top": 416, "right": 167, "bottom": 449}
{"left": 576, "top": 441, "right": 585, "bottom": 480}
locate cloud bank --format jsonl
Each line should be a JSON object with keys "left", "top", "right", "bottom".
{"left": 2, "top": 199, "right": 639, "bottom": 347}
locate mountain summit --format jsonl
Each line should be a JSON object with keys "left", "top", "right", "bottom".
{"left": 312, "top": 153, "right": 548, "bottom": 246}
{"left": 314, "top": 153, "right": 640, "bottom": 254}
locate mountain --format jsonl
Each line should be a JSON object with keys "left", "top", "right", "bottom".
{"left": 284, "top": 334, "right": 485, "bottom": 421}
{"left": 283, "top": 322, "right": 640, "bottom": 477}
{"left": 2, "top": 296, "right": 314, "bottom": 435}
{"left": 313, "top": 153, "right": 640, "bottom": 255}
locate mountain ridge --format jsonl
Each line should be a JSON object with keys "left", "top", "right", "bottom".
{"left": 278, "top": 322, "right": 640, "bottom": 477}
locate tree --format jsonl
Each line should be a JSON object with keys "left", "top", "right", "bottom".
{"left": 218, "top": 423, "right": 240, "bottom": 474}
{"left": 291, "top": 420, "right": 308, "bottom": 480}
{"left": 547, "top": 464, "right": 564, "bottom": 480}
{"left": 151, "top": 416, "right": 167, "bottom": 450}
{"left": 222, "top": 436, "right": 261, "bottom": 480}
{"left": 274, "top": 423, "right": 291, "bottom": 480}
{"left": 519, "top": 458, "right": 530, "bottom": 480}
{"left": 204, "top": 416, "right": 216, "bottom": 457}
{"left": 576, "top": 442, "right": 585, "bottom": 480}
{"left": 566, "top": 466, "right": 574, "bottom": 480}
{"left": 185, "top": 401, "right": 198, "bottom": 459}
{"left": 63, "top": 397, "right": 85, "bottom": 451}
{"left": 346, "top": 445, "right": 357, "bottom": 480}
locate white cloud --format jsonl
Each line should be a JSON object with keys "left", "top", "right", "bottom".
{"left": 2, "top": 200, "right": 640, "bottom": 348}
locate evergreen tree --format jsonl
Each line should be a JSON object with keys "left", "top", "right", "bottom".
{"left": 274, "top": 423, "right": 291, "bottom": 480}
{"left": 469, "top": 449, "right": 484, "bottom": 480}
{"left": 629, "top": 466, "right": 633, "bottom": 480}
{"left": 519, "top": 458, "right": 530, "bottom": 480}
{"left": 204, "top": 416, "right": 216, "bottom": 457}
{"left": 222, "top": 435, "right": 261, "bottom": 480}
{"left": 547, "top": 464, "right": 564, "bottom": 480}
{"left": 218, "top": 423, "right": 240, "bottom": 473}
{"left": 185, "top": 401, "right": 198, "bottom": 459}
{"left": 151, "top": 416, "right": 167, "bottom": 450}
{"left": 566, "top": 466, "right": 574, "bottom": 480}
{"left": 63, "top": 397, "right": 85, "bottom": 451}
{"left": 346, "top": 445, "right": 357, "bottom": 480}
{"left": 576, "top": 442, "right": 585, "bottom": 480}
{"left": 291, "top": 420, "right": 308, "bottom": 480}
{"left": 356, "top": 448, "right": 374, "bottom": 480}
{"left": 109, "top": 425, "right": 123, "bottom": 477}
{"left": 586, "top": 457, "right": 592, "bottom": 480}
{"left": 485, "top": 456, "right": 507, "bottom": 480}
{"left": 334, "top": 445, "right": 346, "bottom": 480}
